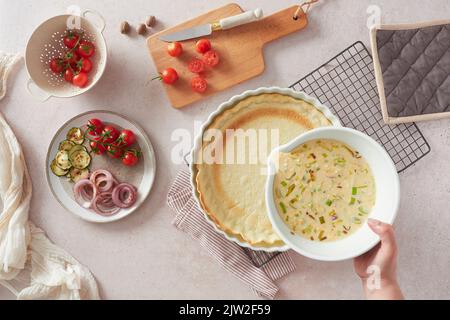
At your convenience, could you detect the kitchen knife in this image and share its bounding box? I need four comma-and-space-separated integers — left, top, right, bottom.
159, 8, 263, 42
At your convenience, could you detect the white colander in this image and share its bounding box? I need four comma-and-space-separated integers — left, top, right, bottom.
25, 10, 107, 101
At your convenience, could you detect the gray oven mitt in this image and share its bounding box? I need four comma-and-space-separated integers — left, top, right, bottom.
370, 20, 450, 124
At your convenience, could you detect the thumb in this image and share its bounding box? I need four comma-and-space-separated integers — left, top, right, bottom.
368, 218, 397, 254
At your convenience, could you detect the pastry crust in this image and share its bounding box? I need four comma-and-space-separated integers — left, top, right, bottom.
195, 93, 332, 245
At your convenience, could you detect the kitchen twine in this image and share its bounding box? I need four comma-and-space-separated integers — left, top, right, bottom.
293, 0, 319, 19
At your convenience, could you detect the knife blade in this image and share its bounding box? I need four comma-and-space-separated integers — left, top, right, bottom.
159, 8, 263, 42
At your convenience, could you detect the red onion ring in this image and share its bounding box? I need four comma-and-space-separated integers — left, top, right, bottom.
112, 183, 137, 208
90, 169, 115, 193
91, 192, 120, 216
73, 179, 96, 209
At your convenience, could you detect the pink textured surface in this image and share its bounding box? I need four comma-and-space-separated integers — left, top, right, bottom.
1, 0, 449, 299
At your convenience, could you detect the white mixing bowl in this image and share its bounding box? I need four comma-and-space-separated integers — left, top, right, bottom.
265, 127, 400, 261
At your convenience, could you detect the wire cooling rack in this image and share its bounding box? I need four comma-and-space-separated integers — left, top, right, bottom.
290, 41, 431, 173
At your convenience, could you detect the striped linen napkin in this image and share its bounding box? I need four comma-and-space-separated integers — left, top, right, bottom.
167, 170, 296, 299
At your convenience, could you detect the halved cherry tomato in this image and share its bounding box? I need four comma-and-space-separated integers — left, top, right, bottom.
63, 30, 80, 49
203, 50, 219, 67
77, 40, 95, 58
72, 72, 88, 88
191, 76, 207, 93
195, 39, 211, 54
188, 58, 205, 73
49, 58, 65, 73
167, 42, 183, 57
101, 125, 119, 144
78, 58, 93, 73
64, 69, 74, 82
159, 68, 178, 84
106, 145, 124, 159
87, 118, 104, 136
116, 129, 136, 147
90, 140, 106, 155
63, 51, 79, 65
122, 150, 139, 166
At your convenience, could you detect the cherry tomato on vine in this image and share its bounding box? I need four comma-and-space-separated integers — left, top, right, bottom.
72, 72, 88, 88
116, 129, 136, 147
64, 69, 74, 82
87, 118, 104, 136
63, 31, 80, 49
156, 68, 178, 84
101, 125, 119, 144
77, 40, 95, 58
106, 145, 124, 159
49, 58, 65, 73
90, 140, 106, 155
122, 150, 139, 166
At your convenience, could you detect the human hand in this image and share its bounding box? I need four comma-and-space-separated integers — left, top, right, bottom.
353, 218, 403, 300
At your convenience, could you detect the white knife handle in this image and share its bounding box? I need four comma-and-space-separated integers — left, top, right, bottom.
219, 8, 263, 30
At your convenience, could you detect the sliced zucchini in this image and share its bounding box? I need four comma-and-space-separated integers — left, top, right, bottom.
55, 150, 71, 170
69, 149, 91, 169
66, 127, 84, 145
68, 167, 90, 183
50, 159, 69, 176
68, 144, 87, 157
59, 140, 75, 151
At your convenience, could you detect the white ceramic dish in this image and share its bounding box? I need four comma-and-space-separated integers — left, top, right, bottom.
46, 110, 156, 223
266, 127, 400, 261
190, 87, 341, 252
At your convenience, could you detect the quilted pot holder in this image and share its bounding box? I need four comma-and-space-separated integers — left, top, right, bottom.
370, 20, 450, 124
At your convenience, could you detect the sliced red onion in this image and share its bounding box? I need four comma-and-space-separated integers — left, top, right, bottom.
90, 169, 115, 192
112, 183, 137, 208
91, 192, 120, 216
73, 179, 96, 209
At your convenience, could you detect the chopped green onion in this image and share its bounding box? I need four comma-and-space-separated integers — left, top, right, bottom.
285, 184, 296, 197
349, 197, 356, 205
325, 199, 333, 206
322, 153, 328, 158
352, 187, 358, 195
280, 181, 287, 187
319, 216, 325, 224
358, 207, 368, 215
279, 202, 287, 214
286, 172, 296, 180
353, 217, 361, 224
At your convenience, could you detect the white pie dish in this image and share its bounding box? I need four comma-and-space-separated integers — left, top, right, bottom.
189, 87, 341, 252
265, 126, 400, 260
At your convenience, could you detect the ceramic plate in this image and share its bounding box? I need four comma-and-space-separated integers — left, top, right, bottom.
46, 110, 156, 222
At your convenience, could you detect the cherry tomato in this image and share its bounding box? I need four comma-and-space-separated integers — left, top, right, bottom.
122, 150, 139, 166
195, 39, 211, 54
160, 68, 178, 84
188, 58, 205, 74
77, 40, 95, 58
49, 58, 65, 73
72, 72, 88, 88
63, 31, 80, 49
64, 69, 74, 82
203, 50, 220, 67
90, 140, 106, 155
78, 58, 93, 73
101, 125, 119, 144
191, 76, 207, 93
167, 42, 183, 57
116, 129, 136, 147
106, 145, 124, 159
87, 118, 104, 136
63, 51, 79, 65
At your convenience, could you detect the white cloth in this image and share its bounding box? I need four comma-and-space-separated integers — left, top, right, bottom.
0, 52, 100, 299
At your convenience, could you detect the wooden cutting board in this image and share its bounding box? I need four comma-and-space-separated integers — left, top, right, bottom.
147, 3, 308, 108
